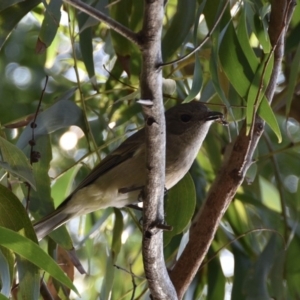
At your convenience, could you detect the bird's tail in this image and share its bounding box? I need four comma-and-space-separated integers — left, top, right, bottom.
34, 206, 72, 241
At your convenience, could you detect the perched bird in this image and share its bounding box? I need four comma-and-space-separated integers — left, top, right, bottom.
34, 101, 224, 240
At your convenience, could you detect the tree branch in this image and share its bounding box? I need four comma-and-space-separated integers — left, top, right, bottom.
139, 0, 177, 299
62, 0, 141, 47
169, 1, 296, 298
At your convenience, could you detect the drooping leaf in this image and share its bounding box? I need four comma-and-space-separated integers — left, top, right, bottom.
246, 54, 274, 135
0, 184, 39, 299
244, 235, 282, 299
111, 208, 124, 262
164, 173, 196, 246
36, 0, 62, 53
0, 136, 36, 189
285, 42, 300, 116
78, 3, 95, 81
17, 95, 84, 149
0, 0, 41, 50
183, 54, 203, 103
219, 21, 255, 99
162, 0, 197, 61
0, 227, 79, 296
258, 97, 282, 143
0, 249, 11, 297
207, 252, 225, 300
28, 135, 73, 250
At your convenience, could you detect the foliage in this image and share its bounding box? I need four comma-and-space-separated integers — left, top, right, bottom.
0, 0, 300, 299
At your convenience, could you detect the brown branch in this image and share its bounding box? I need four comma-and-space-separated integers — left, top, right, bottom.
62, 0, 141, 47
169, 0, 296, 299
139, 0, 177, 299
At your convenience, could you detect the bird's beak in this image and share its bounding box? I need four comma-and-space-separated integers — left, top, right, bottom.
205, 111, 228, 125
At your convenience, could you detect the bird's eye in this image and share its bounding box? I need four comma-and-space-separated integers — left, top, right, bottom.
180, 114, 192, 122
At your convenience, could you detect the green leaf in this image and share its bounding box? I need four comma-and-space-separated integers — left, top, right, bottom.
0, 136, 36, 189
111, 208, 124, 262
246, 55, 273, 135
37, 0, 62, 52
109, 0, 132, 56
162, 0, 197, 61
0, 294, 9, 300
0, 249, 11, 297
0, 184, 39, 299
236, 8, 259, 70
207, 252, 225, 299
244, 235, 281, 299
0, 0, 41, 50
0, 227, 79, 296
258, 97, 282, 143
0, 0, 25, 11
183, 54, 203, 103
78, 5, 95, 81
16, 97, 84, 149
164, 173, 196, 246
253, 11, 271, 54
231, 246, 252, 300
219, 21, 254, 98
28, 135, 73, 250
100, 252, 115, 300
285, 42, 300, 116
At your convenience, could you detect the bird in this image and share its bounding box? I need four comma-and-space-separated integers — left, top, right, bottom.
34, 101, 225, 240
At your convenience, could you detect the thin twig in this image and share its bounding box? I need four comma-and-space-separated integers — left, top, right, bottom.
62, 0, 140, 47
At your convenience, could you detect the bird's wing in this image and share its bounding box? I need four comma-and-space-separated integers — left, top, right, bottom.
64, 129, 145, 201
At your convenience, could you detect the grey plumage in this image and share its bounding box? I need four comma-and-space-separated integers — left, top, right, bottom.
34, 101, 224, 240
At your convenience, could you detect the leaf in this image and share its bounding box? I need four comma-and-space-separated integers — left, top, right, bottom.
0, 136, 36, 189
244, 235, 281, 299
36, 0, 62, 53
0, 0, 25, 11
0, 249, 11, 297
231, 246, 252, 300
0, 294, 9, 300
109, 0, 132, 57
207, 253, 225, 299
164, 173, 196, 246
16, 97, 84, 149
236, 8, 259, 70
0, 0, 41, 50
0, 184, 39, 299
28, 135, 73, 250
246, 55, 274, 135
162, 0, 197, 61
100, 252, 115, 300
78, 5, 95, 81
111, 208, 124, 262
219, 21, 255, 98
285, 42, 300, 116
258, 97, 282, 143
0, 227, 79, 296
183, 54, 203, 103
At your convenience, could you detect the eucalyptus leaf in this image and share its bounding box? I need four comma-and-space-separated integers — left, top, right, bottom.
17, 97, 84, 149
0, 136, 36, 189
164, 173, 196, 246
0, 227, 79, 296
